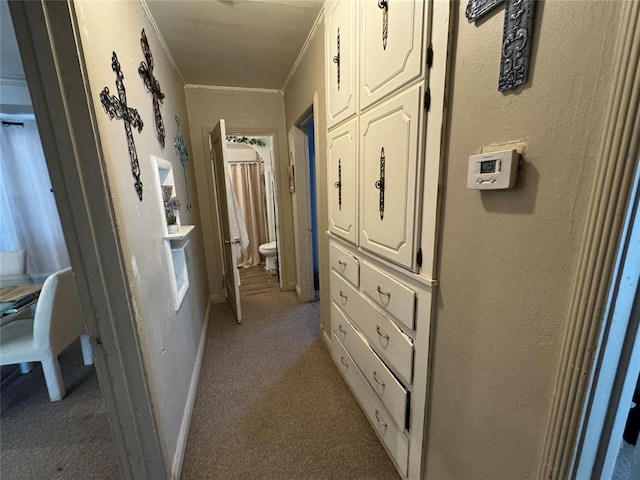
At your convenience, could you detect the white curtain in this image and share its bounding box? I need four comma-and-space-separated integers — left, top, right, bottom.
0, 118, 70, 274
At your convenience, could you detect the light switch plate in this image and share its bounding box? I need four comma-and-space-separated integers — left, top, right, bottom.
467, 149, 519, 190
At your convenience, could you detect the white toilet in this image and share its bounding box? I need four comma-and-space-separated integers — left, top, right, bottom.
258, 241, 277, 274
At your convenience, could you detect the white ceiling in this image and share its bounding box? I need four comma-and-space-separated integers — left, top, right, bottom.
145, 0, 324, 90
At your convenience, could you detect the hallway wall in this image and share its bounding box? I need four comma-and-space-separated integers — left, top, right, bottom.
427, 1, 623, 478
184, 87, 296, 297
72, 0, 209, 471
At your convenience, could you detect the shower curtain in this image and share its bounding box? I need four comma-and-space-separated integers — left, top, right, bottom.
228, 162, 269, 267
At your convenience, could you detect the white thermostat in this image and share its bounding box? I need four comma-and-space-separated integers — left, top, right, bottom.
467, 149, 519, 190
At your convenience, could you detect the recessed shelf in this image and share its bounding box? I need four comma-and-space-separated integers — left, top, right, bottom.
163, 225, 195, 241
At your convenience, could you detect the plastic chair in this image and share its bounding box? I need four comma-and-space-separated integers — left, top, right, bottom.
0, 267, 93, 401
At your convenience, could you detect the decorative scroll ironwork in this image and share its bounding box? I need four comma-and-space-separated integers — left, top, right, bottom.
498, 0, 535, 91
465, 0, 536, 92
138, 29, 166, 148
465, 0, 504, 22
333, 28, 341, 91
374, 147, 385, 220
334, 158, 342, 211
100, 51, 144, 201
378, 0, 389, 50
174, 116, 192, 211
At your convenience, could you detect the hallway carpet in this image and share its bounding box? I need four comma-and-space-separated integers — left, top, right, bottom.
181, 290, 399, 479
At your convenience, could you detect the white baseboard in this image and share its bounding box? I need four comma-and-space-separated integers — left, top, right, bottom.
322, 329, 331, 351
171, 297, 211, 480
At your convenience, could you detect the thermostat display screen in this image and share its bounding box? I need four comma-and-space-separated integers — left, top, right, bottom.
480, 160, 497, 174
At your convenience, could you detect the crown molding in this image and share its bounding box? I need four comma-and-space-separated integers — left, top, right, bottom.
184, 84, 282, 95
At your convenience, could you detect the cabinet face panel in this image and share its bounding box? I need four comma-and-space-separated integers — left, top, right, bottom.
328, 119, 358, 244
325, 0, 357, 127
360, 84, 423, 270
360, 0, 426, 109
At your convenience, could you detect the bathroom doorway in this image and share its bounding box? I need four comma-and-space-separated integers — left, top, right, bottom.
223, 133, 282, 295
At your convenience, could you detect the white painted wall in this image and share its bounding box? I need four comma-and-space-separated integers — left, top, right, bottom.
72, 0, 209, 470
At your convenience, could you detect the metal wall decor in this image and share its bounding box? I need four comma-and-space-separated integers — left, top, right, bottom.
100, 51, 144, 201
378, 0, 389, 50
173, 116, 192, 211
375, 147, 386, 220
138, 29, 166, 148
334, 158, 342, 210
333, 28, 341, 91
465, 0, 536, 92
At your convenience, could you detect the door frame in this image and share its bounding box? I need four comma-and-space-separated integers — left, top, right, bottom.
8, 2, 166, 478
289, 94, 321, 302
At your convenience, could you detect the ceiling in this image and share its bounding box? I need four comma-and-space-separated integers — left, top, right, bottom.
1, 0, 323, 91
145, 0, 324, 90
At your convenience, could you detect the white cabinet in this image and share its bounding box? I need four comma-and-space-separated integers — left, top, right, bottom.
328, 118, 358, 244
359, 84, 424, 271
360, 0, 427, 109
325, 0, 358, 127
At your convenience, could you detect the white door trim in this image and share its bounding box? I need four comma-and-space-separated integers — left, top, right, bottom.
9, 2, 167, 478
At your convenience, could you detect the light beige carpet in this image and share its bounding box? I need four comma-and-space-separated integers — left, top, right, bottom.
181, 290, 399, 479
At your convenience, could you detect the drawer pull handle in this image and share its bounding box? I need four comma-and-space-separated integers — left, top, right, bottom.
376, 325, 389, 340
338, 324, 347, 335
376, 285, 391, 298
333, 29, 340, 91
373, 370, 386, 388
375, 409, 388, 429
377, 0, 389, 50
340, 356, 349, 369
337, 259, 347, 270
339, 290, 348, 300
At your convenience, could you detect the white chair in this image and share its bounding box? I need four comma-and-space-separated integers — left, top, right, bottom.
0, 267, 93, 401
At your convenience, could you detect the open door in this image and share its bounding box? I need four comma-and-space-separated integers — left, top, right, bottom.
210, 120, 242, 323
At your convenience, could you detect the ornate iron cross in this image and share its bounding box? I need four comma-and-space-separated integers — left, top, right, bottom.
466, 0, 536, 91
138, 29, 166, 148
100, 51, 144, 201
174, 116, 192, 211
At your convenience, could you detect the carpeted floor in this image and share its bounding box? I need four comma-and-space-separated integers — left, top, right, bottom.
181, 288, 399, 479
0, 340, 122, 479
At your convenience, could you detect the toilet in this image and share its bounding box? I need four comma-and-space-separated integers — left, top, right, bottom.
258, 241, 277, 273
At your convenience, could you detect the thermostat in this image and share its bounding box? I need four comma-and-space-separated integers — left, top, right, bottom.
467, 149, 519, 190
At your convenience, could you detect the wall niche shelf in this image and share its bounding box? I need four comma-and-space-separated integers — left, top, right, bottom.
151, 155, 193, 311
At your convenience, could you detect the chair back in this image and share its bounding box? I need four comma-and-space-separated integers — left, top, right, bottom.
32, 268, 86, 355
0, 250, 26, 276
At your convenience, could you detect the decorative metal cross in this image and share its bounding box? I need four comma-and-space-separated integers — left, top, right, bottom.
174, 116, 192, 211
138, 29, 166, 148
466, 0, 536, 91
100, 51, 144, 201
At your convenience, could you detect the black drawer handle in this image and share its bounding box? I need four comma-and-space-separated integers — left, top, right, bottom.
375, 409, 388, 429
340, 356, 349, 369
373, 370, 386, 388
339, 290, 348, 300
376, 285, 391, 298
338, 324, 347, 335
376, 325, 389, 340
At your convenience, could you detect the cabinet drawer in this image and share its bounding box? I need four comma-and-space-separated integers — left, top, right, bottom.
332, 332, 409, 477
361, 262, 416, 331
329, 241, 360, 287
331, 271, 414, 384
333, 304, 408, 429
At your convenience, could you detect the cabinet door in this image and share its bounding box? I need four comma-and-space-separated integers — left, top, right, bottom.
360, 83, 424, 270
328, 119, 358, 244
325, 0, 357, 127
360, 0, 426, 109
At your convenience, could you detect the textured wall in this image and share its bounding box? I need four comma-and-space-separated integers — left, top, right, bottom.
425, 1, 622, 478
73, 0, 209, 469
282, 19, 329, 335
184, 87, 296, 298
